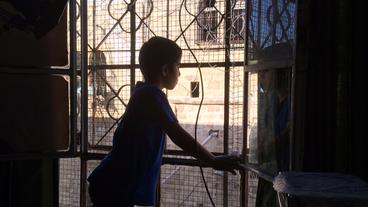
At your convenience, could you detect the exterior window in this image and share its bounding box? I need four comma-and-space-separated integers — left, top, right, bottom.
197, 6, 218, 42
231, 8, 245, 42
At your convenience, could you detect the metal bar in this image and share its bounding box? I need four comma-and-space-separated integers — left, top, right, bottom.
156, 173, 161, 207
82, 46, 246, 53
80, 0, 89, 156
174, 5, 207, 42
91, 0, 96, 146
224, 0, 232, 205
86, 146, 242, 157
165, 150, 232, 157
177, 180, 203, 206
0, 67, 71, 75
0, 151, 80, 160
238, 163, 274, 183
93, 0, 96, 50
161, 133, 218, 184
0, 150, 230, 161
69, 0, 78, 155
94, 117, 121, 146
272, 0, 278, 45
164, 150, 228, 157
8, 161, 13, 207
76, 30, 94, 50
85, 153, 218, 168
125, 0, 157, 37
161, 165, 182, 184
80, 0, 89, 206
242, 1, 252, 206
257, 0, 262, 48
241, 73, 249, 207
130, 2, 136, 95
244, 58, 294, 72
163, 158, 214, 167
83, 4, 96, 207
88, 145, 112, 151
85, 61, 245, 70
86, 149, 227, 159
91, 0, 97, 149
166, 0, 169, 38
94, 10, 129, 51
289, 0, 299, 172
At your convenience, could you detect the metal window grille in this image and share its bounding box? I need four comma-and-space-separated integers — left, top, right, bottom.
59, 0, 296, 206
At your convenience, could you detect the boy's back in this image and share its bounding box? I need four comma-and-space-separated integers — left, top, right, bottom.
88, 81, 177, 206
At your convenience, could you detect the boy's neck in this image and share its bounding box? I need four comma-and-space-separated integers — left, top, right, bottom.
143, 79, 164, 90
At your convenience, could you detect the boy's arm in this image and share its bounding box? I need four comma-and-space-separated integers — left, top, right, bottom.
164, 122, 240, 173
164, 121, 216, 165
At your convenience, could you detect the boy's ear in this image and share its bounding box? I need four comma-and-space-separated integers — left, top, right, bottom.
162, 64, 169, 77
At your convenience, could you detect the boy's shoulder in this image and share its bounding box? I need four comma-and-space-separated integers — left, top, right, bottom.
134, 81, 163, 96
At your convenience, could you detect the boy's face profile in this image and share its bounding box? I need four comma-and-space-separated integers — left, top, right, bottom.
138, 36, 183, 89
162, 59, 181, 90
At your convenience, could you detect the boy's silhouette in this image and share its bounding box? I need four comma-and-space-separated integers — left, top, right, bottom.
88, 36, 240, 207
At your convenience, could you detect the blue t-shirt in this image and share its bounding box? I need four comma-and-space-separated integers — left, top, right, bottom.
88, 81, 177, 206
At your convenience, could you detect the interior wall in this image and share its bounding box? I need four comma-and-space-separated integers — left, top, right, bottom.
0, 159, 58, 207
0, 1, 69, 207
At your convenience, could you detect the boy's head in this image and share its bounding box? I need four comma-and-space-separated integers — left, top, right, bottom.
139, 36, 182, 88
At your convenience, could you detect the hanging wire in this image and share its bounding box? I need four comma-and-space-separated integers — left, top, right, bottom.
178, 0, 216, 206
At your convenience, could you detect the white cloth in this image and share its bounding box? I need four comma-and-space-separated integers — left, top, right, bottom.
273, 171, 368, 201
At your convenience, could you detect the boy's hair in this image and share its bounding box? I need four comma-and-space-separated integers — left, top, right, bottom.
139, 36, 182, 81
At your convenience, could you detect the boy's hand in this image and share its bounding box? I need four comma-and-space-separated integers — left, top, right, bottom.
212, 153, 242, 175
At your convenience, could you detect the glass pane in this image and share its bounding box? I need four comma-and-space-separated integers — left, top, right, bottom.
247, 0, 296, 64
247, 68, 291, 174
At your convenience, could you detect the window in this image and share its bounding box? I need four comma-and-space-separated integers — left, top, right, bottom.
231, 8, 245, 42
197, 5, 218, 42
190, 81, 200, 97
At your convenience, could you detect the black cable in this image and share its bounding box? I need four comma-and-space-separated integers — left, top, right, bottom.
105, 84, 130, 121
178, 1, 216, 206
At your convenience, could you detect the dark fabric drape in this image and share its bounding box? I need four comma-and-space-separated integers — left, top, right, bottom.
295, 0, 368, 181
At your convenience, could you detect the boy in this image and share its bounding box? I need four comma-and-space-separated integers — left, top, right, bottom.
88, 36, 240, 207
